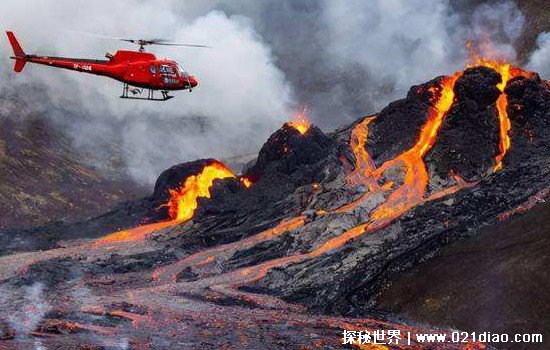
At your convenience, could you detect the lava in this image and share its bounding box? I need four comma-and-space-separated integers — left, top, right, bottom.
149, 73, 470, 310
371, 73, 461, 219
95, 161, 236, 245
94, 220, 178, 246
343, 73, 459, 217
0, 69, 497, 350
287, 109, 311, 135
477, 60, 516, 171
5, 51, 533, 350
347, 116, 377, 185
239, 177, 253, 188
467, 41, 535, 171
497, 187, 550, 221
280, 74, 462, 266
225, 74, 465, 269
167, 161, 235, 222
152, 215, 306, 283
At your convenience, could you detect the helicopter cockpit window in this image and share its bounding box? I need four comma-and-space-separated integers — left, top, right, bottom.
159, 65, 175, 75
176, 65, 189, 77
150, 64, 157, 74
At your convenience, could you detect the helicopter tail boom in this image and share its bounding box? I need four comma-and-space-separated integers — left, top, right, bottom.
6, 31, 27, 72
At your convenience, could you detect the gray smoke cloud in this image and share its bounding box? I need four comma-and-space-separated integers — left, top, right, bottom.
466, 1, 525, 61
0, 0, 527, 184
0, 0, 292, 184
210, 0, 525, 127
527, 32, 550, 78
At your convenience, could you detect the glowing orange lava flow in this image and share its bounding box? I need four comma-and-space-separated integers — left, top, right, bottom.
169, 74, 468, 290
95, 162, 236, 245
239, 177, 253, 188
167, 162, 236, 221
320, 73, 463, 252
368, 73, 461, 222
347, 116, 377, 185
489, 64, 533, 171
287, 110, 311, 135
467, 44, 534, 171
476, 60, 514, 171
152, 216, 306, 283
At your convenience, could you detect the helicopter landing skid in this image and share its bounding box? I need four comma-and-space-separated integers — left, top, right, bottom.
120, 84, 173, 101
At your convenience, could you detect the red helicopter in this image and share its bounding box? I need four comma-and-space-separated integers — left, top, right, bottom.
6, 31, 206, 101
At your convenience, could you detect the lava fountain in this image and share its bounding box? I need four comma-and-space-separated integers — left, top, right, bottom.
287, 108, 311, 135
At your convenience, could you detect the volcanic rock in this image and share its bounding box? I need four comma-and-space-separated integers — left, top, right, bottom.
1, 65, 550, 349
428, 67, 502, 180
244, 123, 340, 186
152, 158, 222, 203
506, 73, 550, 163
366, 78, 438, 165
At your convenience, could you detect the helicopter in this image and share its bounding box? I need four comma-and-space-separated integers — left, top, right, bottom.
6, 31, 207, 101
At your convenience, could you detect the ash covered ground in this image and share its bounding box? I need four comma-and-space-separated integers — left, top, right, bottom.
0, 62, 549, 350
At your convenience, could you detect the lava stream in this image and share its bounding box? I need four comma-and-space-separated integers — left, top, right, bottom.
152, 216, 306, 283
347, 116, 377, 185
154, 73, 470, 302
467, 46, 535, 171
95, 162, 236, 245
369, 73, 460, 221
167, 162, 236, 222
232, 73, 464, 281
490, 65, 534, 171
0, 74, 489, 350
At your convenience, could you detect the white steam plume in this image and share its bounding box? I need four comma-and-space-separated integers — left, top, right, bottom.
201, 0, 526, 128
0, 283, 51, 338
467, 1, 525, 62
0, 0, 527, 184
527, 32, 550, 78
320, 0, 525, 113
0, 1, 292, 184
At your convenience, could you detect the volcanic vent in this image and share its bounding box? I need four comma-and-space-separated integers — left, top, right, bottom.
1, 59, 550, 349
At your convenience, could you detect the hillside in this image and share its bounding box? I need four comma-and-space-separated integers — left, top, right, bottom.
0, 95, 145, 230
376, 198, 550, 350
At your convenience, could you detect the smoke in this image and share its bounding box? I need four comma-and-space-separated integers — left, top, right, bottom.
12, 283, 51, 336
34, 340, 47, 350
69, 280, 130, 349
466, 1, 525, 62
0, 0, 527, 184
320, 0, 466, 113
0, 0, 292, 184
117, 337, 130, 350
0, 282, 51, 339
209, 0, 526, 128
526, 32, 550, 78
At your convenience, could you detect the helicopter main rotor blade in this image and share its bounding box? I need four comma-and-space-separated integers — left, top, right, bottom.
152, 42, 211, 48
65, 30, 211, 49
65, 30, 126, 41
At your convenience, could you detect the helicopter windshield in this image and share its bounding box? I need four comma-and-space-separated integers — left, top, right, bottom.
176, 64, 189, 77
